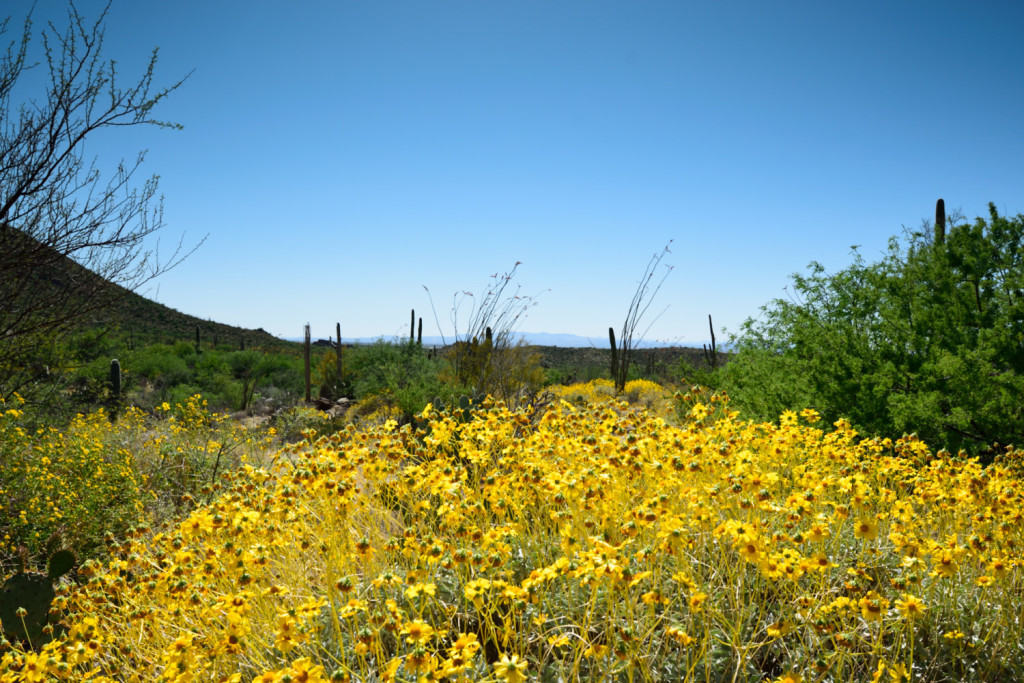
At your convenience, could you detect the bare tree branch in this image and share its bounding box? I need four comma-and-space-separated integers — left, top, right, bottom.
0, 1, 197, 397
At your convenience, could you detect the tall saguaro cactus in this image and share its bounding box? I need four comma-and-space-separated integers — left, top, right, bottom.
702, 314, 718, 369
935, 198, 946, 245
109, 358, 121, 421
609, 327, 619, 386
336, 322, 343, 386
110, 358, 121, 400
109, 358, 121, 398
303, 324, 311, 403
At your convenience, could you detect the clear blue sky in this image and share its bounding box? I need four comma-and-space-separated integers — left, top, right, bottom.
16, 1, 1024, 344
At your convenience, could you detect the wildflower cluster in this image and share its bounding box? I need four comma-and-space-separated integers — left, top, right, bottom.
1, 390, 1023, 681
548, 378, 671, 415
0, 395, 275, 567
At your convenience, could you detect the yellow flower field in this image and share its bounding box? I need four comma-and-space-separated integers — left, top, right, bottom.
0, 395, 277, 563
2, 387, 1023, 681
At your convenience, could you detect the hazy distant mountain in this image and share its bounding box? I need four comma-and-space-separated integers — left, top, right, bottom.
292, 331, 711, 349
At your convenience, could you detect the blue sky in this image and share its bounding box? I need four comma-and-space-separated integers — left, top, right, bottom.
15, 1, 1024, 344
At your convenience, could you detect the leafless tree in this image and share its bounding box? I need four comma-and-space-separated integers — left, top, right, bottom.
610, 242, 673, 392
0, 2, 195, 397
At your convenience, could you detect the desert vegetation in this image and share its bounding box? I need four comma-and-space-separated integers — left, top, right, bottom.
3, 199, 1024, 680
3, 3, 1024, 681
715, 202, 1024, 461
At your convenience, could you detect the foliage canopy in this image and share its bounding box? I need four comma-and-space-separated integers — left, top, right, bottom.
722, 203, 1024, 458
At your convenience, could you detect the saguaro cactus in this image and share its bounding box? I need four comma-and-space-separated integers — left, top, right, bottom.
109, 358, 121, 400
702, 314, 718, 369
109, 358, 122, 420
609, 327, 619, 385
304, 324, 312, 403
336, 322, 343, 385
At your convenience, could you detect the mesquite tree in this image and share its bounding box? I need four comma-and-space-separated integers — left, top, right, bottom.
722, 202, 1024, 459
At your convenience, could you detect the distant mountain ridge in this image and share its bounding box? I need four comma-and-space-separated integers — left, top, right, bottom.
291, 331, 714, 349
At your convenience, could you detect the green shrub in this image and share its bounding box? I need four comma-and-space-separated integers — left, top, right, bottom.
128, 344, 191, 395
0, 397, 146, 565
347, 341, 453, 420
722, 203, 1024, 458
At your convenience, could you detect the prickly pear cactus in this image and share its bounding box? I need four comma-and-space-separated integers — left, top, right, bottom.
457, 395, 473, 423
0, 572, 55, 647
0, 550, 74, 648
48, 550, 75, 581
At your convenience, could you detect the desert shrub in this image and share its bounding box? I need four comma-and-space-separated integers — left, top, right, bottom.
678, 356, 722, 392
196, 373, 241, 411
171, 340, 197, 358
549, 378, 672, 416
165, 382, 211, 408
722, 203, 1024, 458
125, 344, 192, 397
445, 338, 546, 407
65, 328, 119, 362
430, 262, 546, 406
193, 350, 231, 380
0, 394, 274, 572
249, 352, 305, 399
347, 341, 453, 420
546, 377, 617, 405
316, 349, 346, 400
269, 404, 330, 444
0, 396, 145, 566
621, 377, 668, 411
96, 347, 307, 414
138, 395, 268, 519
64, 355, 120, 407
228, 350, 267, 411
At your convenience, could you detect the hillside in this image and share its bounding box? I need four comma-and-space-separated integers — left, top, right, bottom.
100, 285, 290, 350
0, 225, 290, 351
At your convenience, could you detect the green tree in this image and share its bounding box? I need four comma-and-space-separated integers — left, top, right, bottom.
722, 203, 1024, 458
229, 350, 290, 412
